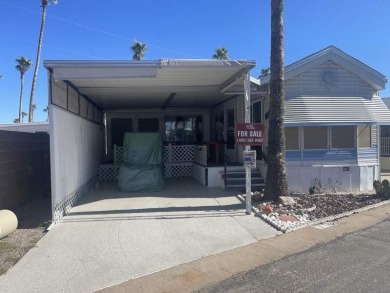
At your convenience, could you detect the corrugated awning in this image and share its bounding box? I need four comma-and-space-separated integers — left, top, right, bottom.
44, 59, 258, 110
285, 96, 390, 126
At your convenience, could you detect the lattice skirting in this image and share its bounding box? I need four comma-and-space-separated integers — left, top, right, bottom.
164, 163, 193, 178
53, 177, 97, 223
98, 164, 119, 181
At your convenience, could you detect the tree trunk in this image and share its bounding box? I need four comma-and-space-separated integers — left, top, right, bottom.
264, 0, 288, 201
29, 4, 47, 122
18, 75, 24, 123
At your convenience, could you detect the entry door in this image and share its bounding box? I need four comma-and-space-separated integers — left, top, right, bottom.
138, 118, 160, 132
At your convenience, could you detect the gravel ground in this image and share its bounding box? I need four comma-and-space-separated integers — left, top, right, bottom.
0, 197, 51, 276
253, 192, 386, 221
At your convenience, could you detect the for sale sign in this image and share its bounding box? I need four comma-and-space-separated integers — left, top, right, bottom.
235, 123, 264, 146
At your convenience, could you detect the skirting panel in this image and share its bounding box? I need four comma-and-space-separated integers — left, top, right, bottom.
98, 164, 119, 181
53, 176, 97, 223
164, 163, 193, 178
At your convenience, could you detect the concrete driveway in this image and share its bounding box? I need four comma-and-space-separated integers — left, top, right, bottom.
0, 178, 279, 293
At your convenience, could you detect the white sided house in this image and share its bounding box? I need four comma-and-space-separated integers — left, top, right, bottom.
44, 59, 264, 222
259, 46, 390, 193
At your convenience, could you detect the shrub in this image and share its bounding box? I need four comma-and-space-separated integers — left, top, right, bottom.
373, 179, 390, 198
309, 178, 322, 195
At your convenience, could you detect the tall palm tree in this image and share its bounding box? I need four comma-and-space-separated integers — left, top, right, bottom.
43, 105, 49, 121
21, 112, 28, 123
130, 41, 147, 60
28, 0, 58, 122
213, 47, 229, 60
264, 0, 288, 201
15, 56, 32, 123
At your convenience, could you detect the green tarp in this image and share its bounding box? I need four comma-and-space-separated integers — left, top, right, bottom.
118, 133, 164, 192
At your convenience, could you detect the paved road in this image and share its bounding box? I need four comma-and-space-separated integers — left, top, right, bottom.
196, 219, 390, 293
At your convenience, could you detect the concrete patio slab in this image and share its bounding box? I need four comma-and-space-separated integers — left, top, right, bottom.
0, 178, 279, 293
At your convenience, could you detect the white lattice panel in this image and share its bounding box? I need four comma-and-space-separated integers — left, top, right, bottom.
114, 145, 124, 165
164, 163, 193, 178
164, 145, 194, 163
194, 145, 207, 166
98, 164, 119, 181
113, 144, 198, 178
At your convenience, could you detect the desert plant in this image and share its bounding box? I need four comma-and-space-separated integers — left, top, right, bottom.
309, 178, 322, 195
382, 179, 390, 198
373, 180, 383, 195
324, 178, 342, 193
373, 179, 390, 197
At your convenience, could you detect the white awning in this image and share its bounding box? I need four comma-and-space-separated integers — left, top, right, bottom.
285, 96, 390, 126
44, 59, 257, 110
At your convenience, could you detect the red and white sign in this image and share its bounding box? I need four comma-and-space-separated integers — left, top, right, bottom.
235, 123, 264, 146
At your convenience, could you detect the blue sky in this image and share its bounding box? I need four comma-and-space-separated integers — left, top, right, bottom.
0, 0, 390, 123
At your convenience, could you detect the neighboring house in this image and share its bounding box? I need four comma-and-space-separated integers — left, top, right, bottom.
0, 122, 49, 133
44, 59, 264, 222
379, 97, 390, 170
259, 46, 390, 193
380, 97, 390, 137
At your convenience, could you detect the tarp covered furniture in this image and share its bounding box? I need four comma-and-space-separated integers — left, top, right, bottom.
118, 133, 164, 192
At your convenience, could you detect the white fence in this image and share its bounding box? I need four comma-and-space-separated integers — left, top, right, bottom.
99, 144, 208, 180
381, 137, 390, 156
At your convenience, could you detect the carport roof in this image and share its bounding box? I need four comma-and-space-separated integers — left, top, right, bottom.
44, 59, 258, 110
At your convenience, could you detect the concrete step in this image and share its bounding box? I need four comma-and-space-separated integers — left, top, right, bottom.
223, 169, 265, 191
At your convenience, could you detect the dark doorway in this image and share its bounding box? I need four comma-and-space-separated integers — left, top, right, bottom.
138, 118, 159, 132
111, 118, 133, 147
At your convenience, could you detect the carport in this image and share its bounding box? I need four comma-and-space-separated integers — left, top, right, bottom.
44, 59, 260, 222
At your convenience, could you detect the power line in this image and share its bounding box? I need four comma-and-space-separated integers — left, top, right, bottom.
0, 1, 202, 58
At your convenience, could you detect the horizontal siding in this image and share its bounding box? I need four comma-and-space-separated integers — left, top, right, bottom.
285, 76, 301, 97
286, 150, 301, 160
303, 150, 357, 161
358, 148, 378, 163
357, 77, 376, 97
287, 150, 357, 164
301, 61, 358, 96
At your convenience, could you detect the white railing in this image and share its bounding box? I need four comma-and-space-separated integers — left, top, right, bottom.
381, 137, 390, 156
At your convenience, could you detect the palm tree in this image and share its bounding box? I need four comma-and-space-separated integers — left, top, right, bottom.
264, 0, 288, 201
15, 56, 32, 123
259, 67, 271, 78
43, 105, 49, 121
130, 41, 147, 60
213, 47, 229, 60
21, 112, 28, 123
28, 0, 58, 123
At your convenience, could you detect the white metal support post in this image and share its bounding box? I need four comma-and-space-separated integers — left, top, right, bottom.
244, 73, 251, 215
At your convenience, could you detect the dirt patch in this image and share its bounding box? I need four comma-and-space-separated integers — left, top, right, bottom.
0, 197, 51, 276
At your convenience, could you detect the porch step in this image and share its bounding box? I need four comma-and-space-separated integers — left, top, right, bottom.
221, 169, 265, 191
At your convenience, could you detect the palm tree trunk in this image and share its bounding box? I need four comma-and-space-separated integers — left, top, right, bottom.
29, 3, 47, 122
18, 75, 24, 123
264, 0, 288, 201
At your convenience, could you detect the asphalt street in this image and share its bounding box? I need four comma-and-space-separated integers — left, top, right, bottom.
196, 219, 390, 293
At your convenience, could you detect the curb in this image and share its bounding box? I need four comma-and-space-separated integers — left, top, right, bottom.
236, 194, 390, 233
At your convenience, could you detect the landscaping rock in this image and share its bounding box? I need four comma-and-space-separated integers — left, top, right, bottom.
278, 196, 296, 206
261, 205, 273, 214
